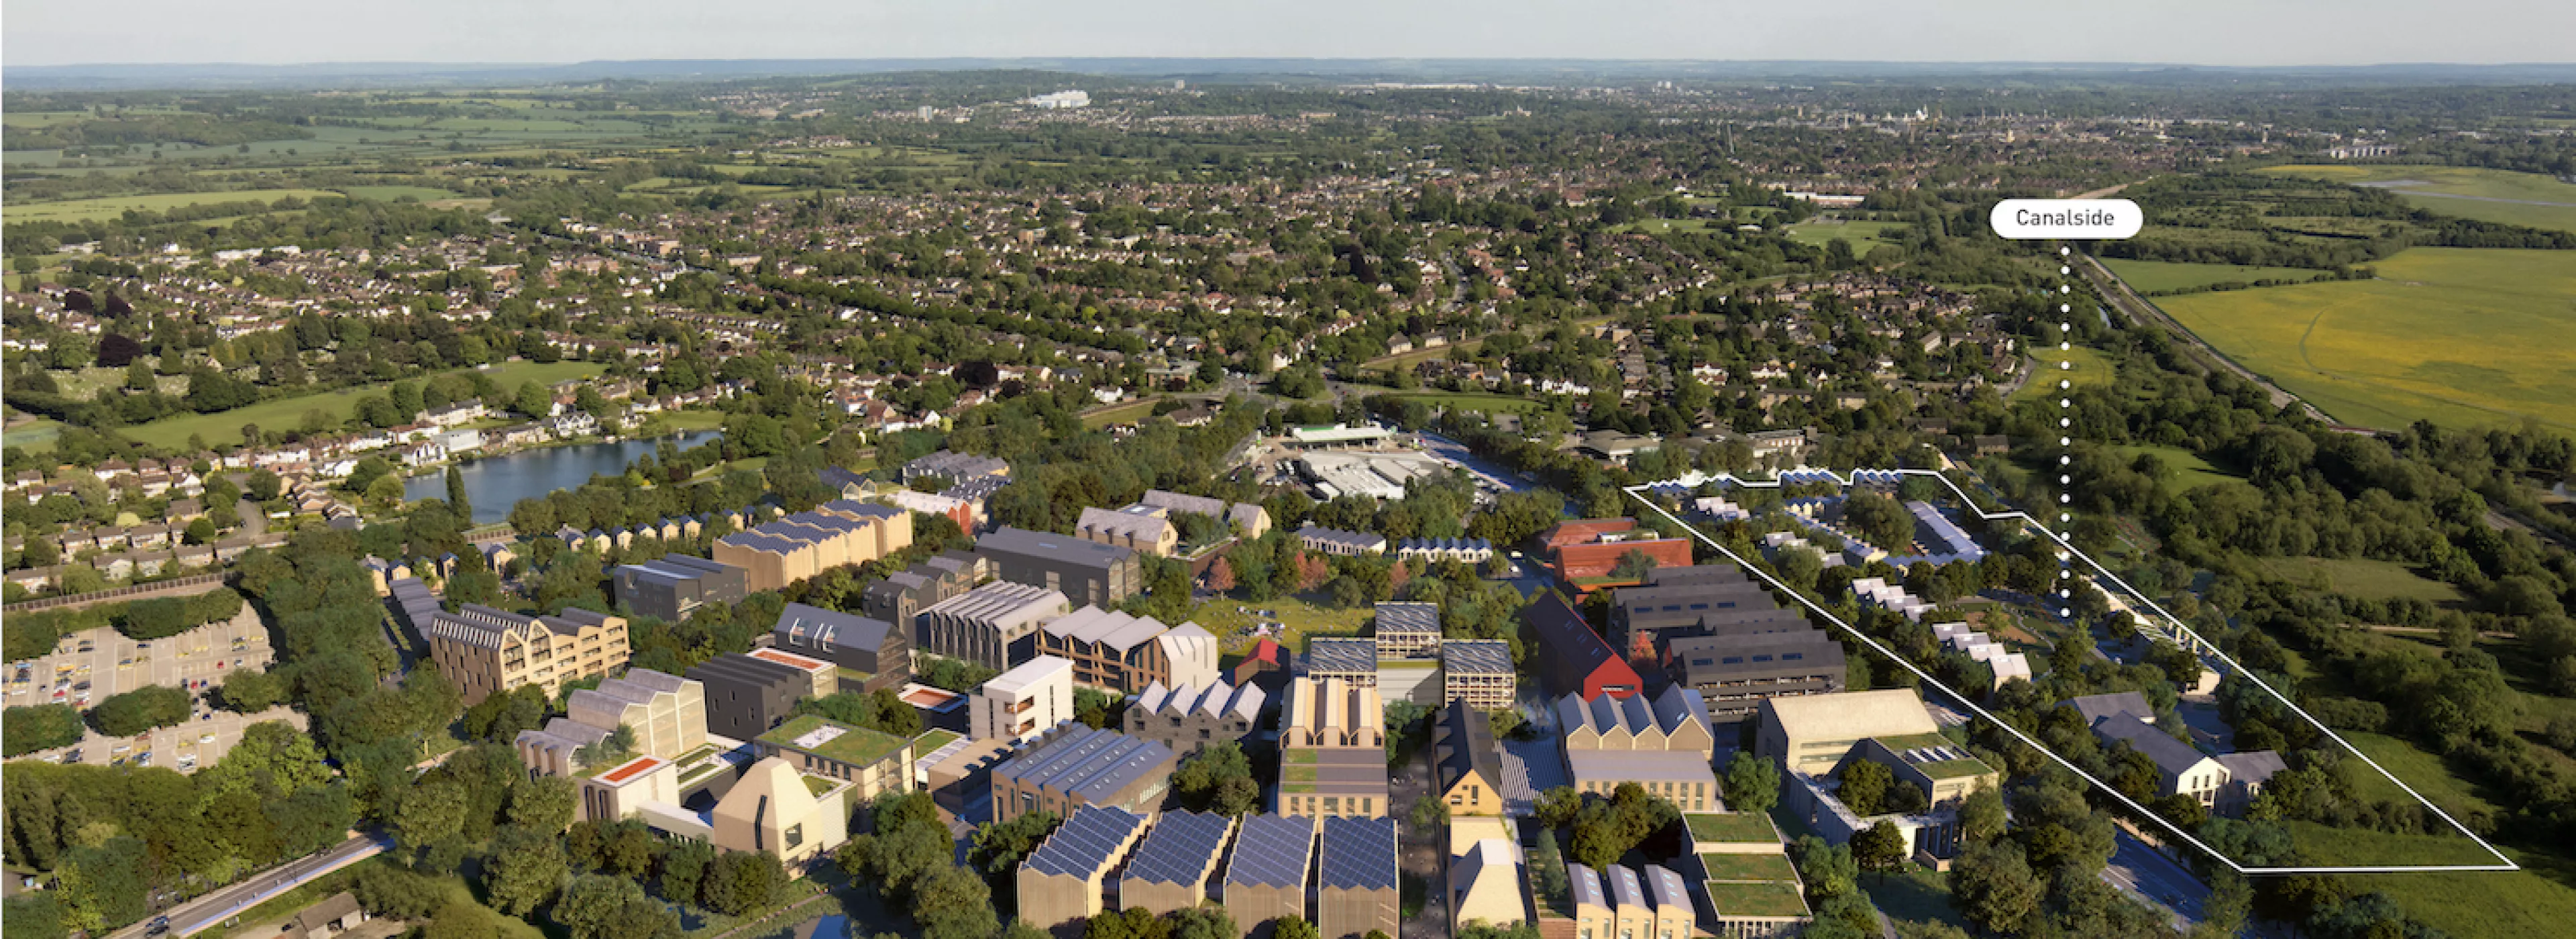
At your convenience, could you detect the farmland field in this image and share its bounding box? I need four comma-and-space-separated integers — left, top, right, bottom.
2008, 345, 2114, 403
2101, 258, 2331, 294
111, 360, 603, 450
5, 188, 343, 222
2254, 556, 2466, 604
2151, 247, 2576, 431
1783, 218, 1906, 248
2262, 164, 2576, 233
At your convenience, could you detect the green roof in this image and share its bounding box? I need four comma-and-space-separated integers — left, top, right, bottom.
1285, 749, 1320, 765
759, 714, 907, 768
1685, 812, 1782, 844
1873, 732, 1955, 751
1699, 853, 1798, 883
803, 775, 840, 797
910, 729, 961, 759
1910, 758, 1996, 781
1703, 880, 1811, 920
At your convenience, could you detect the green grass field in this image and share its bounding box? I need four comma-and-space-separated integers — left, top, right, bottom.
2102, 258, 2330, 294
2253, 557, 2466, 604
3, 418, 64, 452
1783, 219, 1907, 248
1079, 399, 1161, 429
5, 188, 343, 222
2263, 164, 2576, 234
1193, 592, 1374, 657
2009, 345, 2116, 404
113, 360, 603, 450
338, 184, 462, 201
2336, 730, 2498, 819
2106, 444, 2241, 492
2152, 247, 2576, 431
1385, 392, 1546, 415
2279, 822, 2575, 938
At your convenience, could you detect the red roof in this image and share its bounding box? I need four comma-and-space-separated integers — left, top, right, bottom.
1540, 518, 1639, 550
1522, 590, 1644, 699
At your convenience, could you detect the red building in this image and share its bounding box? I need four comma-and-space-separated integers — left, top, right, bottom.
1539, 517, 1642, 551
1522, 590, 1644, 700
1553, 537, 1695, 594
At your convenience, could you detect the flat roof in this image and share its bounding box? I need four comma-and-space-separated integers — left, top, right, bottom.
758, 714, 907, 768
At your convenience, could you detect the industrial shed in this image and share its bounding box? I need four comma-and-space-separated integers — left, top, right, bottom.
1318, 816, 1401, 939
1017, 804, 1148, 933
1118, 810, 1237, 916
1222, 814, 1318, 936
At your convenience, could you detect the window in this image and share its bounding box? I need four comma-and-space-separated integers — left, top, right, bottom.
784, 823, 804, 849
1782, 653, 1803, 661
1752, 655, 1773, 662
1721, 657, 1744, 665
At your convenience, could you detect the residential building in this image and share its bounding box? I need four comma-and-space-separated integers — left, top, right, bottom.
1846, 733, 1999, 808
1395, 537, 1495, 566
1119, 810, 1236, 916
977, 526, 1142, 609
1523, 590, 1645, 700
1225, 814, 1318, 936
1440, 641, 1515, 710
861, 551, 988, 626
1124, 679, 1265, 754
686, 649, 835, 742
1317, 816, 1401, 939
1300, 637, 1380, 686
771, 603, 910, 694
1372, 602, 1442, 658
1448, 836, 1525, 936
989, 725, 1176, 823
1018, 805, 1148, 932
425, 604, 629, 706
753, 714, 917, 804
1277, 677, 1390, 818
974, 655, 1075, 743
904, 449, 1010, 486
916, 581, 1070, 671
1568, 864, 1700, 939
1136, 489, 1272, 539
1074, 506, 1178, 556
1558, 688, 1722, 812
1297, 524, 1387, 557
1433, 701, 1506, 816
517, 669, 708, 775
1036, 606, 1219, 694
1542, 518, 1693, 594
612, 555, 747, 622
712, 500, 914, 592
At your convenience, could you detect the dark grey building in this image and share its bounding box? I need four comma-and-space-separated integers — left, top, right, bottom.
1666, 629, 1847, 722
860, 551, 986, 626
1613, 565, 1789, 654
771, 602, 910, 694
612, 555, 747, 622
976, 526, 1141, 609
686, 652, 817, 742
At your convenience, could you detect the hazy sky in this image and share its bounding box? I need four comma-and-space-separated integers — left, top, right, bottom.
5, 0, 2571, 68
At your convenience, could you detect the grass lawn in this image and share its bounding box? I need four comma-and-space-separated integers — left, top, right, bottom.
1193, 590, 1375, 657
1080, 399, 1160, 429
655, 408, 729, 431
2008, 345, 2116, 404
2262, 164, 2576, 234
2335, 730, 2499, 820
2153, 247, 2576, 431
338, 184, 462, 201
2252, 557, 2465, 605
2102, 258, 2330, 294
2279, 822, 2576, 939
1866, 867, 1971, 932
910, 729, 960, 759
4, 188, 345, 222
3, 418, 64, 453
2105, 444, 2241, 492
1783, 219, 1908, 248
112, 360, 603, 450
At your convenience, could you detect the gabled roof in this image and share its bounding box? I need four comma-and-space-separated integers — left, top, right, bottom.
2094, 714, 2214, 777
1438, 700, 1506, 791
1024, 804, 1145, 879
1522, 589, 1644, 692
2066, 691, 2155, 728
2216, 750, 2288, 786
773, 602, 897, 654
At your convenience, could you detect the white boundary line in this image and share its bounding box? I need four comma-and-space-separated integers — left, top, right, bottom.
1623, 469, 2518, 874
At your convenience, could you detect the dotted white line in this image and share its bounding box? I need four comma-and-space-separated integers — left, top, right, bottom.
2058, 246, 2074, 620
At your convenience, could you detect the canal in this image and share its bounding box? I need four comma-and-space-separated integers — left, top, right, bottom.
405, 431, 722, 524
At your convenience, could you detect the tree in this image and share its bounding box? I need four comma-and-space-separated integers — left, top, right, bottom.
656, 838, 714, 905
1947, 840, 2044, 936
1609, 549, 1661, 581
1411, 795, 1450, 830
3, 705, 85, 757
53, 836, 149, 934
1272, 918, 1320, 939
701, 850, 784, 916
912, 866, 1001, 939
1533, 787, 1585, 830
1722, 752, 1780, 814
3, 893, 63, 939
1850, 821, 1907, 880
355, 865, 449, 921
394, 782, 469, 857
217, 667, 286, 713
1205, 556, 1237, 592
1173, 742, 1257, 815
508, 776, 578, 833
1841, 492, 1915, 551
445, 466, 471, 519
1959, 785, 2007, 844
87, 685, 191, 736
481, 826, 570, 916
553, 875, 679, 939
1168, 907, 1236, 939
1836, 760, 1894, 817
971, 811, 1061, 875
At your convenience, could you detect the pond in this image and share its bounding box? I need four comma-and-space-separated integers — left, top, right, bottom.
404, 430, 722, 524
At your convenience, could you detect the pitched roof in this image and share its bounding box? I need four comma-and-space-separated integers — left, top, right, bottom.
1319, 816, 1399, 891
1122, 810, 1233, 886
1024, 804, 1146, 879
1522, 589, 1644, 692
1226, 813, 1318, 889
2095, 716, 2215, 777
1438, 700, 1506, 791
2066, 692, 2155, 728
772, 602, 898, 654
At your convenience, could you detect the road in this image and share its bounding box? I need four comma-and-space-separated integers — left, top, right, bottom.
109, 832, 394, 938
2100, 830, 2208, 932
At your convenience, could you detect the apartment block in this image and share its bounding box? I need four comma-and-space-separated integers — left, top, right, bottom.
1034, 606, 1219, 694
977, 526, 1141, 609
973, 655, 1075, 743
611, 554, 747, 622
425, 604, 630, 706
917, 580, 1069, 670
711, 500, 914, 592
687, 649, 835, 742
771, 602, 910, 694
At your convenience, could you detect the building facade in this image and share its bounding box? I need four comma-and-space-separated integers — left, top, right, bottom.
425, 604, 629, 706
977, 526, 1142, 609
974, 655, 1075, 743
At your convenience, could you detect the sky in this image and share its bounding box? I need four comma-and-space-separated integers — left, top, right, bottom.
4, 0, 2572, 68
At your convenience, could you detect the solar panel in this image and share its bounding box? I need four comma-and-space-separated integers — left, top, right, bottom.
1318, 816, 1399, 891
1124, 811, 1233, 886
1024, 805, 1144, 879
1226, 814, 1318, 889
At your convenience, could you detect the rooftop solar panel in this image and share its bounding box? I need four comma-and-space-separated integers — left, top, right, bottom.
1124, 811, 1234, 886
1024, 805, 1144, 879
1226, 814, 1318, 889
1318, 816, 1399, 891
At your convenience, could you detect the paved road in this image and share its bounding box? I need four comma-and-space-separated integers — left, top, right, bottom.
108, 832, 394, 938
2101, 830, 2208, 932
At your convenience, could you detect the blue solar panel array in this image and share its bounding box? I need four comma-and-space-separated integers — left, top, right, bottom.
1023, 804, 1145, 879
1318, 816, 1399, 891
1225, 814, 1317, 889
1123, 811, 1232, 886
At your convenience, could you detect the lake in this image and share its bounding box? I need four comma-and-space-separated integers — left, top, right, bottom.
405, 431, 722, 524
